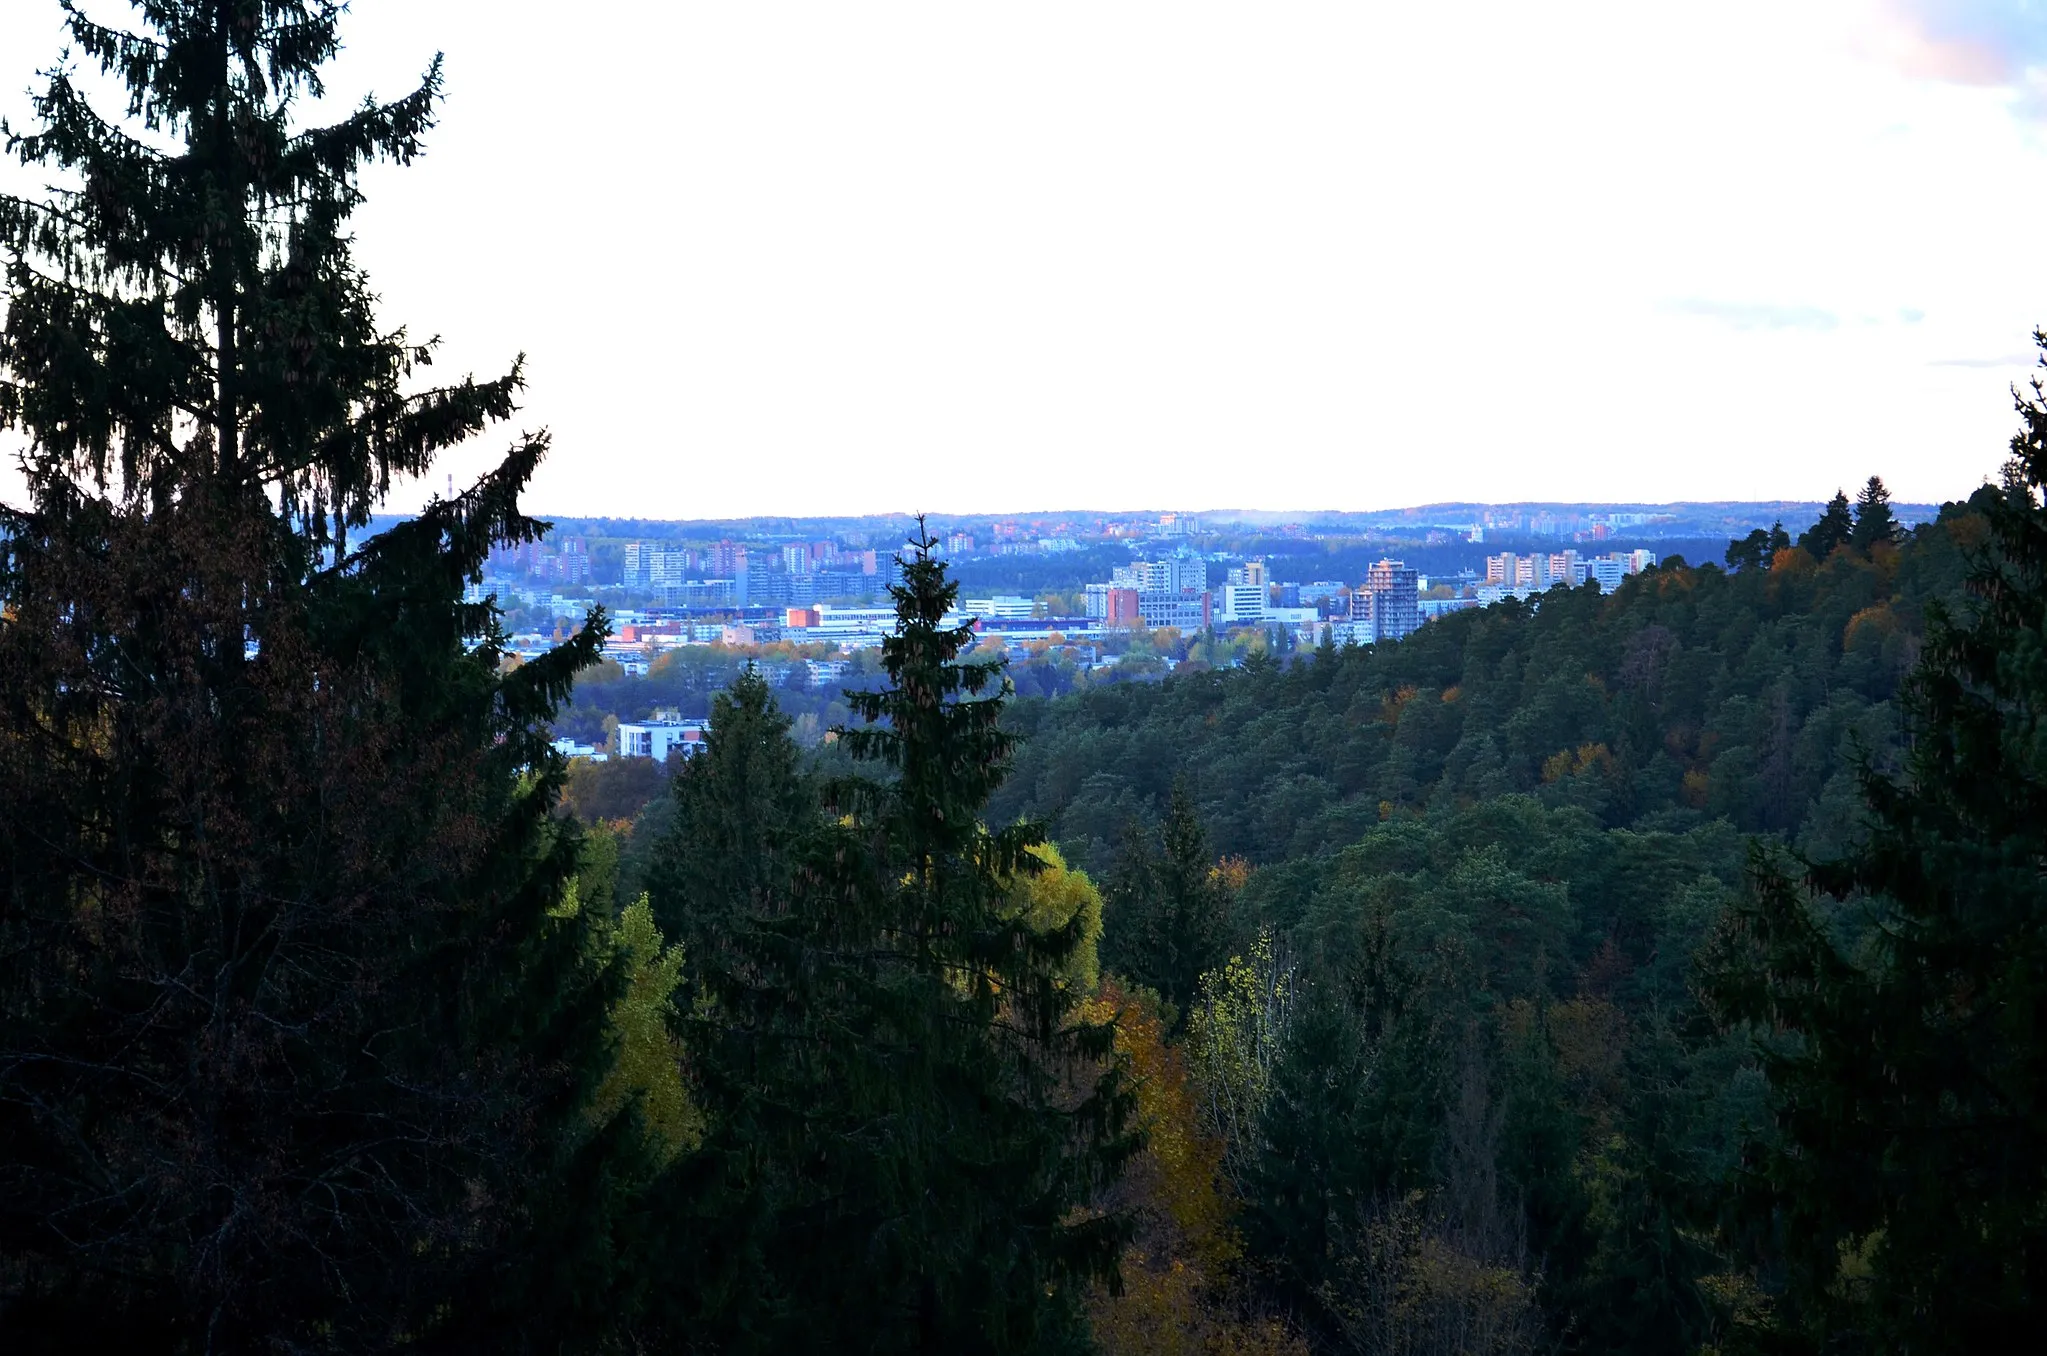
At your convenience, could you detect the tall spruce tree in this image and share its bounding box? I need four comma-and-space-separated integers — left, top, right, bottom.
0, 4, 632, 1349
1707, 348, 2047, 1351
1102, 783, 1231, 1021
643, 665, 815, 988
658, 523, 1134, 1352
1852, 473, 1901, 552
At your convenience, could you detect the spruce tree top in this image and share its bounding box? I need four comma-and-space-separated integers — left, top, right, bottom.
839, 516, 1040, 888
1798, 489, 1854, 559
1852, 473, 1900, 551
1, 0, 518, 547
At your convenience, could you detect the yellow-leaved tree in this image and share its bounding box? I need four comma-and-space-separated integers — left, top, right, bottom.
1082, 979, 1307, 1356
555, 869, 701, 1164
590, 895, 702, 1160
1005, 842, 1104, 993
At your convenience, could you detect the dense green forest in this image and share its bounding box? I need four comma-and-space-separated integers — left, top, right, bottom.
978, 474, 2002, 1352
6, 4, 2047, 1354
994, 495, 1959, 870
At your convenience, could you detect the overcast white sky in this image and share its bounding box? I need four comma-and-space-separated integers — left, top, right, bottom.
5, 0, 2047, 517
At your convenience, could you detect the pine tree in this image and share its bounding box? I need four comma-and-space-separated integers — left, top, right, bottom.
1724, 527, 1773, 572
643, 665, 815, 988
1851, 473, 1901, 552
1103, 783, 1232, 1022
1243, 982, 1375, 1315
0, 4, 630, 1348
1724, 520, 1793, 572
1707, 344, 2047, 1351
1797, 490, 1855, 559
661, 522, 1135, 1352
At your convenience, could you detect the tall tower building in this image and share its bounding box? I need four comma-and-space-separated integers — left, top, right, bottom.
1362, 559, 1420, 642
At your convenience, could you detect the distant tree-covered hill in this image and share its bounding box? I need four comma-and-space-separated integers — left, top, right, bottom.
994, 496, 1979, 870
985, 486, 1994, 1354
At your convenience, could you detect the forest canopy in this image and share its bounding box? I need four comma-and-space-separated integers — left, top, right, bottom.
5, 4, 2047, 1355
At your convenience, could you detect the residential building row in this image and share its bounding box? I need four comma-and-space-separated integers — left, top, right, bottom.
1478, 548, 1656, 601
1079, 555, 1424, 645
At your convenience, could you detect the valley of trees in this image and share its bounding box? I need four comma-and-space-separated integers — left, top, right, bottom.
4, 4, 2046, 1353
986, 465, 2033, 1352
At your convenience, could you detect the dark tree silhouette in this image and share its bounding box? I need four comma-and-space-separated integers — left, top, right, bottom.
1798, 490, 1855, 559
1852, 473, 1902, 552
0, 4, 631, 1348
1709, 346, 2047, 1353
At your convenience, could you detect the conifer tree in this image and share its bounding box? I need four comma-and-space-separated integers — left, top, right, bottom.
1797, 490, 1854, 559
1708, 347, 2047, 1351
1103, 783, 1232, 1021
1851, 473, 1901, 552
643, 665, 815, 987
659, 523, 1134, 1352
0, 3, 630, 1347
1724, 520, 1792, 572
1725, 527, 1771, 572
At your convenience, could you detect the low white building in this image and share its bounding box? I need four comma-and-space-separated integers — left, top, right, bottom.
601, 643, 651, 676
1216, 583, 1266, 623
617, 713, 710, 762
1328, 617, 1376, 646
963, 595, 1036, 619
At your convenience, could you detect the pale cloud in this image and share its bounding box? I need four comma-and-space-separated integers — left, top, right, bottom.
1873, 0, 2047, 86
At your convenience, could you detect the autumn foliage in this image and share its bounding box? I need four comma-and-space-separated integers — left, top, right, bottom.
1083, 981, 1307, 1356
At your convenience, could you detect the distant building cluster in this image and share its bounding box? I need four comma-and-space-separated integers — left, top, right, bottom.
612, 539, 896, 609
518, 540, 1668, 683
1075, 553, 1426, 647
1478, 548, 1655, 602
476, 505, 1750, 740
495, 536, 591, 587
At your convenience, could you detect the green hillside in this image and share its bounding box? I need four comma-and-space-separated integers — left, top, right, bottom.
983, 489, 2002, 1353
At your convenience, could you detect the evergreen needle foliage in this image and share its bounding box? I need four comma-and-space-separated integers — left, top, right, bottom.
1851, 475, 1901, 554
0, 4, 633, 1349
1707, 345, 2047, 1353
988, 471, 1998, 1352
646, 522, 1136, 1351
1798, 490, 1856, 561
9, 6, 2047, 1353
1102, 782, 1233, 1024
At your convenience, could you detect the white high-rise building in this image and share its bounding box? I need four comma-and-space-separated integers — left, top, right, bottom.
1362, 560, 1420, 642
1114, 558, 1207, 593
